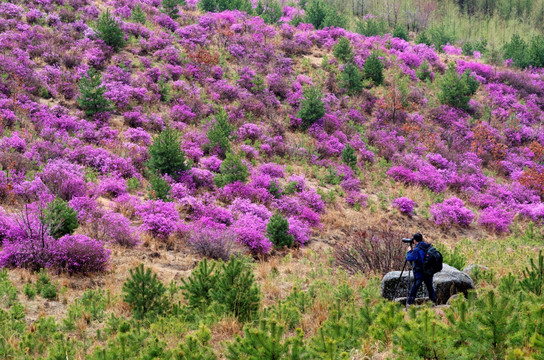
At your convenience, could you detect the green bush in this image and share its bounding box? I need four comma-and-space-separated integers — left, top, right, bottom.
148, 173, 172, 201
415, 30, 432, 46
162, 0, 182, 19
131, 5, 146, 24
77, 68, 113, 117
528, 35, 544, 68
363, 52, 384, 86
298, 87, 325, 131
176, 325, 217, 360
340, 63, 363, 95
42, 198, 78, 240
266, 213, 294, 248
520, 250, 544, 296
122, 264, 169, 319
210, 257, 261, 322
333, 37, 353, 64
95, 10, 125, 52
428, 25, 455, 50
23, 283, 37, 300
438, 62, 479, 111
416, 60, 432, 82
341, 144, 358, 169
36, 269, 57, 300
147, 127, 189, 176
199, 0, 252, 12
503, 34, 530, 68
180, 258, 217, 310
305, 0, 328, 29
255, 0, 282, 24
356, 18, 387, 37
206, 109, 234, 157
214, 152, 249, 187
392, 25, 408, 41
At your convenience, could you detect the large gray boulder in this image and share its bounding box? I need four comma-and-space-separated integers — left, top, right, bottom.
381, 264, 475, 304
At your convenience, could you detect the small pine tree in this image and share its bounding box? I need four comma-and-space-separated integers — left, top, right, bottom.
122, 264, 169, 319
148, 173, 172, 201
528, 35, 544, 68
363, 52, 384, 86
77, 68, 113, 117
298, 87, 325, 131
416, 60, 432, 82
210, 257, 260, 322
214, 152, 249, 187
162, 0, 180, 19
226, 318, 307, 359
520, 250, 544, 296
503, 34, 529, 69
392, 25, 408, 41
200, 0, 217, 11
206, 109, 234, 157
180, 258, 217, 309
268, 180, 281, 199
147, 127, 189, 176
266, 213, 294, 248
176, 325, 217, 360
415, 30, 432, 46
256, 0, 282, 24
42, 198, 79, 240
341, 144, 357, 169
95, 10, 125, 52
131, 5, 146, 24
340, 63, 363, 95
305, 0, 327, 29
438, 62, 479, 111
333, 37, 353, 64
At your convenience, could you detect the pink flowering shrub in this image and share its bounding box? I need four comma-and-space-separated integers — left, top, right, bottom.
393, 197, 415, 215
430, 197, 475, 228
231, 213, 272, 255
135, 200, 180, 238
40, 159, 86, 200
53, 234, 110, 274
98, 212, 140, 247
477, 207, 514, 233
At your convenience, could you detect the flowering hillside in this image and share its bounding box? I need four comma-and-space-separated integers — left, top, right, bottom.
0, 0, 544, 358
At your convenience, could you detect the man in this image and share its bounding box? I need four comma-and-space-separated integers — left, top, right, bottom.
406, 232, 437, 305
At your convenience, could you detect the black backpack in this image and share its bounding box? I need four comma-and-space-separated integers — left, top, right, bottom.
423, 246, 443, 276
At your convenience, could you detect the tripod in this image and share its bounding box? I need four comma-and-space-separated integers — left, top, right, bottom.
393, 245, 414, 306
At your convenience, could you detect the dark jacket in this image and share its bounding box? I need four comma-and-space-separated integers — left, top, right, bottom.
406, 242, 432, 279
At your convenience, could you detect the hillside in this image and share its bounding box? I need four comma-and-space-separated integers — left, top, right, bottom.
0, 0, 543, 359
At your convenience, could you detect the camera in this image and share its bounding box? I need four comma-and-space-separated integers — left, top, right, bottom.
402, 237, 414, 244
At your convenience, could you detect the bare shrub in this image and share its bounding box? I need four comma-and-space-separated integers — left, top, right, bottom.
334, 227, 406, 275
188, 227, 243, 261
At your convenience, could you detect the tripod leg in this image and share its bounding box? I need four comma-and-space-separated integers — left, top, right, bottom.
393, 259, 408, 300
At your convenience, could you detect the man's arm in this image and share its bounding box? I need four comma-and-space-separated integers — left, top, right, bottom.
406, 249, 419, 261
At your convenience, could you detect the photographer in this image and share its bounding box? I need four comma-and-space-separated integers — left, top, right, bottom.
406, 233, 437, 305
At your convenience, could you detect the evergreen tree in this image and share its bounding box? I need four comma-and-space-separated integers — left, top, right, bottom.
520, 250, 544, 296
95, 10, 125, 52
200, 0, 216, 12
147, 127, 189, 176
256, 0, 282, 24
438, 63, 479, 111
341, 144, 357, 169
305, 0, 328, 29
206, 109, 234, 157
122, 264, 169, 319
363, 52, 384, 86
266, 213, 294, 248
333, 37, 353, 64
415, 30, 432, 46
176, 326, 217, 360
131, 5, 146, 24
214, 152, 249, 187
322, 8, 347, 29
356, 18, 387, 37
528, 35, 544, 68
210, 257, 260, 322
503, 34, 529, 68
340, 63, 363, 95
162, 0, 181, 19
148, 173, 172, 201
226, 318, 307, 359
416, 60, 432, 82
392, 25, 408, 41
77, 68, 113, 117
42, 198, 78, 240
298, 87, 325, 131
180, 259, 217, 310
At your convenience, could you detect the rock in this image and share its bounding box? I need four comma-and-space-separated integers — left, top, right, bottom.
381, 264, 475, 305
462, 264, 489, 275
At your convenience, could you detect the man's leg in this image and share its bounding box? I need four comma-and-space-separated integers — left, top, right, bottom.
424, 276, 437, 304
407, 278, 423, 305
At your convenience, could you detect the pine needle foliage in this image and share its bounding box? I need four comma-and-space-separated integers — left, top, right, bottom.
131, 5, 146, 24
438, 62, 479, 111
95, 10, 125, 52
180, 258, 217, 310
333, 37, 353, 64
122, 264, 169, 320
209, 257, 260, 322
175, 325, 217, 360
214, 152, 249, 187
206, 109, 234, 157
266, 213, 294, 248
363, 52, 384, 86
226, 318, 307, 360
298, 87, 325, 131
147, 127, 189, 176
148, 173, 172, 201
341, 144, 358, 169
77, 68, 113, 117
42, 198, 78, 240
340, 63, 363, 95
162, 0, 182, 19
520, 250, 544, 296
